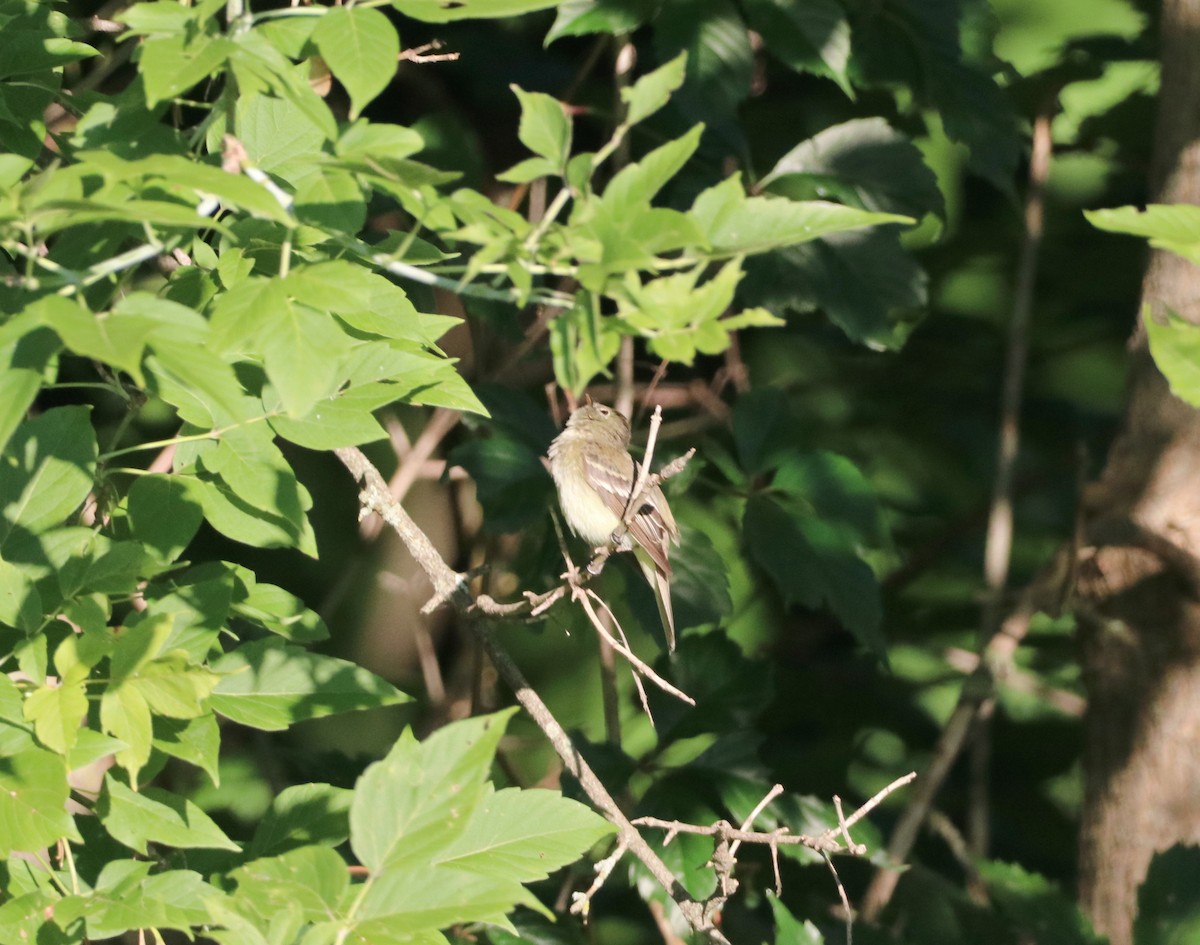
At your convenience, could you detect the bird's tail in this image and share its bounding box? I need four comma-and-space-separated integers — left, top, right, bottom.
640, 557, 676, 652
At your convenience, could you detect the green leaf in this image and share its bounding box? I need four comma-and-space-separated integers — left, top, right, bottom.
852, 0, 1018, 194
232, 576, 330, 644
438, 785, 614, 881
600, 123, 704, 213
23, 678, 88, 755
57, 865, 218, 941
0, 323, 57, 455
448, 433, 553, 533
210, 638, 410, 731
981, 860, 1102, 945
312, 6, 400, 120
126, 474, 204, 563
742, 0, 850, 94
772, 450, 886, 546
294, 168, 367, 233
145, 341, 250, 428
622, 52, 687, 125
768, 890, 825, 944
0, 747, 79, 854
496, 155, 560, 184
190, 471, 318, 556
228, 845, 349, 926
759, 118, 944, 219
511, 85, 571, 169
1087, 204, 1200, 267
0, 559, 41, 632
549, 294, 622, 396
391, 0, 560, 22
741, 227, 926, 350
153, 714, 221, 784
645, 634, 774, 740
667, 525, 733, 631
744, 495, 885, 656
547, 0, 655, 43
1137, 846, 1200, 945
337, 119, 424, 162
653, 0, 752, 119
98, 775, 240, 853
690, 174, 911, 256
139, 34, 234, 107
248, 783, 353, 858
352, 863, 540, 938
0, 406, 97, 549
266, 383, 393, 450
236, 87, 331, 180
100, 681, 153, 781
350, 709, 517, 873
1146, 308, 1200, 407
263, 300, 354, 417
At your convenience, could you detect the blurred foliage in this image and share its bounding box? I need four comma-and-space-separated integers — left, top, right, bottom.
0, 0, 1178, 940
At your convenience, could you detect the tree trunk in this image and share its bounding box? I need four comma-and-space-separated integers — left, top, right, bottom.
1076, 2, 1200, 942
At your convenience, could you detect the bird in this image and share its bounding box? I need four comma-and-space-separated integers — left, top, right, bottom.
547, 401, 680, 650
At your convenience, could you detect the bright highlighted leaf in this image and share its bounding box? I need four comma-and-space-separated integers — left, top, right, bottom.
0, 747, 79, 855
391, 0, 560, 22
511, 85, 571, 169
24, 677, 88, 755
1145, 307, 1200, 407
438, 785, 613, 881
312, 7, 399, 120
1088, 204, 1200, 267
691, 174, 911, 256
98, 775, 240, 853
350, 709, 517, 873
210, 639, 410, 731
622, 52, 687, 125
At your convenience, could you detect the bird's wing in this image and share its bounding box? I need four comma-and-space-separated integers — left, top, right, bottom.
582, 449, 676, 574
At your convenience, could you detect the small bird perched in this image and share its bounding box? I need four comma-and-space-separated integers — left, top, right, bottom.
547, 402, 680, 650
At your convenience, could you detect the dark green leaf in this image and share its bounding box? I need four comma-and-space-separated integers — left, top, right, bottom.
126, 474, 204, 563
1137, 846, 1200, 945
760, 118, 944, 219
0, 407, 96, 549
743, 0, 850, 93
449, 433, 553, 533
247, 783, 353, 858
547, 0, 655, 43
654, 0, 753, 119
390, 0, 560, 22
741, 227, 926, 350
153, 714, 221, 784
744, 495, 885, 655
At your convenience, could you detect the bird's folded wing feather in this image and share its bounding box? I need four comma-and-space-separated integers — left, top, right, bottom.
582, 450, 676, 575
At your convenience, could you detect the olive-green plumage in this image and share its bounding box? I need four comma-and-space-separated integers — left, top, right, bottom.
547, 403, 680, 650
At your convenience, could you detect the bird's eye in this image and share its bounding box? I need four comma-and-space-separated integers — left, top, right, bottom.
598, 406, 609, 416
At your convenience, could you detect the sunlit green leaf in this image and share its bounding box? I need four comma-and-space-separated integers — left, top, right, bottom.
210, 639, 410, 731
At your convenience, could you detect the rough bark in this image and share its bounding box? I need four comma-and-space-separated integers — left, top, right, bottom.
1076, 2, 1200, 942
